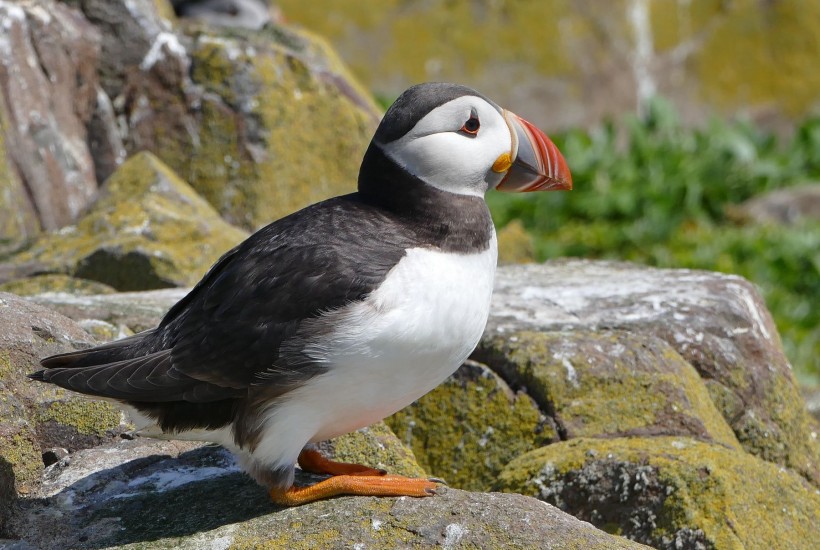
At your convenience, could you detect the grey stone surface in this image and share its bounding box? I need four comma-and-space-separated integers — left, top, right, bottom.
7, 438, 647, 549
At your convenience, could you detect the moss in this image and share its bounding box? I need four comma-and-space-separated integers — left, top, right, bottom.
328, 421, 426, 478
477, 331, 740, 449
37, 399, 121, 437
385, 361, 555, 491
500, 436, 820, 550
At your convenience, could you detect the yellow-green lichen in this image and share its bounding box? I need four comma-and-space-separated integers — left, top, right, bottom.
37, 399, 121, 437
0, 428, 42, 496
276, 0, 572, 88
7, 152, 248, 290
482, 331, 740, 450
0, 274, 117, 296
171, 27, 376, 230
499, 437, 820, 550
329, 421, 426, 478
385, 362, 555, 491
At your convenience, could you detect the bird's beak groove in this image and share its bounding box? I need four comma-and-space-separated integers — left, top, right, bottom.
495, 110, 572, 192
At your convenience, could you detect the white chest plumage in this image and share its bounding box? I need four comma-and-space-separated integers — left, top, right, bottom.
252, 232, 498, 468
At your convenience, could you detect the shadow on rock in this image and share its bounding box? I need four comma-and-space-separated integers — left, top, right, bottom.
10, 441, 291, 548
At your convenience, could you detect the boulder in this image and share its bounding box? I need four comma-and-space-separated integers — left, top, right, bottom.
498, 437, 820, 550
0, 0, 113, 247
26, 287, 187, 333
387, 360, 555, 491
478, 330, 741, 449
7, 152, 248, 290
727, 184, 820, 226
0, 292, 125, 534
475, 260, 819, 487
7, 438, 647, 549
146, 23, 380, 229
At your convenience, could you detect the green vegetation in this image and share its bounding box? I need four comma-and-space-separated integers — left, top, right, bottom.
487, 99, 820, 382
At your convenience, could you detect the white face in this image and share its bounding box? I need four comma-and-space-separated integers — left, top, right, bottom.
380, 96, 513, 197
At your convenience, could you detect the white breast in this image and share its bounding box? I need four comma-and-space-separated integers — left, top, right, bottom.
252, 232, 498, 469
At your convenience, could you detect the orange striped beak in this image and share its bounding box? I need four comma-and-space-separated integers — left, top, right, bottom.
495, 110, 572, 192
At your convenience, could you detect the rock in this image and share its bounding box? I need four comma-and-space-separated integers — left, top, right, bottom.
26, 288, 186, 333
0, 292, 124, 534
386, 360, 555, 491
145, 23, 380, 230
478, 330, 741, 449
0, 107, 38, 256
321, 421, 427, 479
7, 438, 647, 549
0, 0, 104, 241
277, 2, 820, 134
728, 184, 820, 226
7, 152, 248, 290
0, 275, 116, 297
72, 0, 178, 99
172, 0, 278, 29
476, 260, 819, 487
498, 437, 820, 550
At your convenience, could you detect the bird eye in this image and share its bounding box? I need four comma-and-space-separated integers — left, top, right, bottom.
460, 115, 480, 135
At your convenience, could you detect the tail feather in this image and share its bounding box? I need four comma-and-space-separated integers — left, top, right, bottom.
39, 330, 158, 370
31, 330, 243, 403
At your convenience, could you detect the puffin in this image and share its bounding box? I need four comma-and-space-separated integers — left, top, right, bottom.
31, 82, 572, 506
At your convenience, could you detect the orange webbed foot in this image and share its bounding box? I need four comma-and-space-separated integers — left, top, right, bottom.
269, 474, 439, 506
268, 448, 441, 506
297, 448, 387, 477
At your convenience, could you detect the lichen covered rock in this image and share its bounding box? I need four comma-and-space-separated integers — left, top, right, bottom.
322, 421, 427, 479
480, 260, 819, 487
478, 330, 741, 449
0, 0, 112, 236
10, 152, 248, 291
0, 292, 124, 533
0, 275, 116, 296
386, 360, 555, 490
7, 439, 647, 549
147, 24, 380, 229
498, 437, 820, 550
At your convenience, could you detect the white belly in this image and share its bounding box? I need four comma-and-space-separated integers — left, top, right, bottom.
253, 234, 498, 467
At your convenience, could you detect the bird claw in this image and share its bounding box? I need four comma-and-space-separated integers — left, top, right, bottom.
428, 476, 448, 486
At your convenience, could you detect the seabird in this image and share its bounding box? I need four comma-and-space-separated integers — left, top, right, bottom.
32, 82, 572, 505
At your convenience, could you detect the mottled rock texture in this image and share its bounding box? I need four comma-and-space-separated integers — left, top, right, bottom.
3, 262, 818, 547
8, 152, 248, 290
499, 437, 820, 550
476, 260, 819, 487
0, 292, 124, 534
728, 183, 820, 226
278, 1, 820, 133
387, 359, 555, 491
0, 0, 380, 256
0, 0, 111, 249
7, 439, 647, 549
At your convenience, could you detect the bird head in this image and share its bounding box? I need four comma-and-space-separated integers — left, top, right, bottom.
366, 82, 572, 198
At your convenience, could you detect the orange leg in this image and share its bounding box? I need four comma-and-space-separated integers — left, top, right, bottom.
297, 448, 386, 477
270, 474, 438, 506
